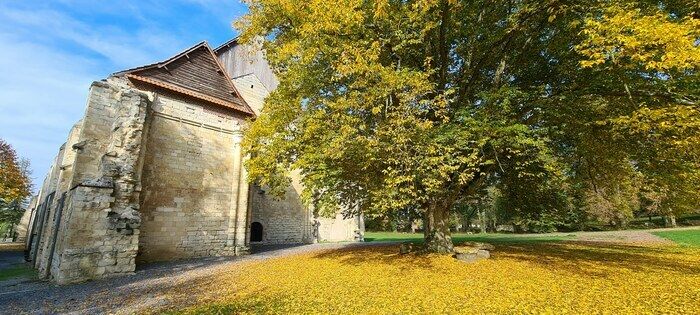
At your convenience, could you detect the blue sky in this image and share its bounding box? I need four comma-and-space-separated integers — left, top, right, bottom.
0, 0, 248, 189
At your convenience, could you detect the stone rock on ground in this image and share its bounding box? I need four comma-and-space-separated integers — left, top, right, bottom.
454, 249, 490, 263
399, 242, 417, 254
453, 242, 494, 263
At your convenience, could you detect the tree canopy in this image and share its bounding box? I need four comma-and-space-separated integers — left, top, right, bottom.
0, 139, 32, 226
238, 0, 700, 252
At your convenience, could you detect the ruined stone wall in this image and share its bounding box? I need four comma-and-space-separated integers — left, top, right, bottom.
26, 79, 151, 284
34, 122, 84, 278
29, 147, 63, 270
137, 90, 248, 262
14, 197, 35, 243
27, 75, 252, 283
26, 68, 363, 284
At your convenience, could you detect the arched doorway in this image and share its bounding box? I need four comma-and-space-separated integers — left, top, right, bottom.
250, 222, 263, 242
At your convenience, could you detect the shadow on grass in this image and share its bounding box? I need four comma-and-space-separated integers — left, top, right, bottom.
495, 242, 700, 277
363, 233, 573, 244
313, 245, 439, 270
312, 241, 700, 278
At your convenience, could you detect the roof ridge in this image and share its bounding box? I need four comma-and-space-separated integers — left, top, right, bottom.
112, 41, 208, 77
213, 36, 239, 53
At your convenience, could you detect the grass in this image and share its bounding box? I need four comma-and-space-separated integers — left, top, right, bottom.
653, 229, 700, 247
364, 231, 574, 244
162, 242, 700, 314
0, 265, 35, 281
0, 243, 34, 281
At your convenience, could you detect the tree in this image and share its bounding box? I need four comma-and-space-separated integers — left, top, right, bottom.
238, 0, 700, 252
576, 1, 700, 226
0, 139, 32, 227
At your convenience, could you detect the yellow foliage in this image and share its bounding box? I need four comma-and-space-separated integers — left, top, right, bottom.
0, 139, 31, 202
167, 243, 700, 314
577, 4, 700, 72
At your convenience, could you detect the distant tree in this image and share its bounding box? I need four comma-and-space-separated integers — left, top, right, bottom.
0, 139, 32, 228
576, 2, 700, 227
238, 0, 700, 252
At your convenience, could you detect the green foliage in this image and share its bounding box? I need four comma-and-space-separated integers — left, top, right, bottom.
237, 0, 700, 245
0, 199, 25, 230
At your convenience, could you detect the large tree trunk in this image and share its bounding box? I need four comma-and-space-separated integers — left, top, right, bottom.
665, 215, 677, 227
423, 201, 454, 253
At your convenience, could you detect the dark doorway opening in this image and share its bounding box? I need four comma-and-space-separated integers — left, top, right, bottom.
251, 222, 263, 242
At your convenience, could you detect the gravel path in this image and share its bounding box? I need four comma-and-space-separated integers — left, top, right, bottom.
564, 226, 698, 245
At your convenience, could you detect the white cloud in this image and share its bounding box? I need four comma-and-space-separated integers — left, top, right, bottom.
0, 7, 185, 69
0, 5, 178, 188
0, 0, 246, 189
0, 33, 97, 187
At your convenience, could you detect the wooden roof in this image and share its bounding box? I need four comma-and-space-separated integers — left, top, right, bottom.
213, 37, 239, 54
114, 41, 254, 116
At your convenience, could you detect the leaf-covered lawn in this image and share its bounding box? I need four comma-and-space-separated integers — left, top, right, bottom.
653, 229, 700, 247
164, 242, 700, 314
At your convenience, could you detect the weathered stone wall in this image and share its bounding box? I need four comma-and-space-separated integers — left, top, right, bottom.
14, 197, 36, 243
30, 147, 64, 272
317, 213, 363, 242
137, 90, 249, 262
249, 181, 312, 245
250, 171, 363, 245
51, 184, 120, 284
26, 76, 253, 283
26, 79, 151, 284
231, 74, 270, 116
34, 122, 83, 278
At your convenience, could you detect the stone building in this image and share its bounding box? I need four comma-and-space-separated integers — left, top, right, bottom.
24, 39, 363, 284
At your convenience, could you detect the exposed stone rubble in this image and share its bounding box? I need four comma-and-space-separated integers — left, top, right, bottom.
50, 81, 150, 284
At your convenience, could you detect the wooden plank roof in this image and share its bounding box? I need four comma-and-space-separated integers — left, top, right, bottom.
213, 37, 239, 54
113, 41, 254, 116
